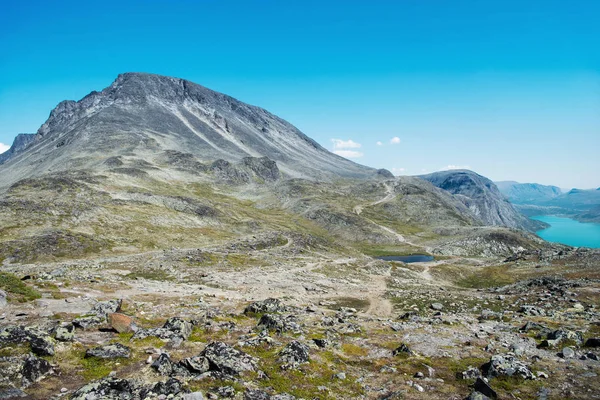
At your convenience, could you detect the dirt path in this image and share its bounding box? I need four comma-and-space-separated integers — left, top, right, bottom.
364, 275, 393, 317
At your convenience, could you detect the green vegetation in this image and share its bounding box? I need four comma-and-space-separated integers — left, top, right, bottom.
0, 272, 41, 302
457, 265, 517, 288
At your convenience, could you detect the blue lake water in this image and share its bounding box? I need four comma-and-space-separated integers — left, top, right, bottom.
376, 254, 434, 263
530, 215, 600, 248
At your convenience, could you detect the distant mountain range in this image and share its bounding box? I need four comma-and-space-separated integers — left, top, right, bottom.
496, 181, 600, 223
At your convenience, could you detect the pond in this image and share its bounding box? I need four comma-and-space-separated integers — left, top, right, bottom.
376, 254, 434, 263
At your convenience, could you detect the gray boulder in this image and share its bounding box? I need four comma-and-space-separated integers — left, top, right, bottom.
244, 298, 286, 315
278, 341, 310, 369
55, 323, 75, 342
257, 314, 302, 334
481, 355, 533, 380
21, 354, 52, 387
133, 317, 193, 341
0, 326, 55, 356
199, 342, 257, 376
71, 378, 143, 400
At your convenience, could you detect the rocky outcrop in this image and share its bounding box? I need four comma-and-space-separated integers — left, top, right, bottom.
0, 133, 36, 165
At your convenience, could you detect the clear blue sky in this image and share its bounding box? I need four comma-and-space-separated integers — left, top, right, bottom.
1, 0, 598, 188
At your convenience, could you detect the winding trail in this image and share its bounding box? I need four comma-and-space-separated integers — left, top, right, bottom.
353, 182, 418, 247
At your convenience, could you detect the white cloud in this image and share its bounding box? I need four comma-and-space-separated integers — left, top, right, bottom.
334, 150, 364, 158
0, 143, 10, 154
440, 165, 471, 171
331, 139, 362, 149
390, 137, 401, 144
391, 167, 405, 175
376, 141, 383, 146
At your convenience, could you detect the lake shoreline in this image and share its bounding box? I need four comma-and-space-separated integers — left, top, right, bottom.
530, 215, 600, 248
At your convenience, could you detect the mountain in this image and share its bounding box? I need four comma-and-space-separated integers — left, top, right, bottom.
419, 170, 543, 231
0, 73, 382, 189
495, 181, 562, 204
0, 133, 36, 165
0, 73, 557, 267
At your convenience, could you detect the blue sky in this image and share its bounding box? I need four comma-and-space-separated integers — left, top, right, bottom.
1, 0, 598, 188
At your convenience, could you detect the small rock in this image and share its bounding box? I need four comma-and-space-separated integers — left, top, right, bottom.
430, 303, 443, 311
561, 347, 575, 359
334, 372, 346, 380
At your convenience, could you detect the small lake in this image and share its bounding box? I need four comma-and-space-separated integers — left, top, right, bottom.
376, 254, 434, 263
531, 215, 600, 248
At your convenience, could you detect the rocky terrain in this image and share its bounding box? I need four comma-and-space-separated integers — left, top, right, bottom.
1, 73, 599, 399
1, 235, 599, 399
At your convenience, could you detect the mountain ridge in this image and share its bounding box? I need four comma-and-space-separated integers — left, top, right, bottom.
0, 72, 381, 188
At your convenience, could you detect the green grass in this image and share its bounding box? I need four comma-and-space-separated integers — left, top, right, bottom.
0, 272, 41, 302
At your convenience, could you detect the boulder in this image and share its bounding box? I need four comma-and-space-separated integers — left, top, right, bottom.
244, 298, 286, 315
257, 314, 302, 334
108, 313, 136, 333
133, 317, 192, 341
152, 353, 175, 376
21, 354, 52, 387
199, 341, 257, 376
561, 347, 575, 358
547, 329, 584, 346
0, 326, 55, 356
481, 355, 533, 380
473, 377, 497, 399
149, 377, 188, 396
71, 378, 143, 400
55, 323, 75, 342
278, 341, 310, 369
85, 343, 131, 359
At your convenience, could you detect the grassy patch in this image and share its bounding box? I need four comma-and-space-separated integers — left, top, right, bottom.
125, 269, 173, 282
80, 356, 114, 381
0, 272, 41, 302
341, 343, 368, 357
457, 265, 517, 289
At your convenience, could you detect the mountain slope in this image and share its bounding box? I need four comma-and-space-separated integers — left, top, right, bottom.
419, 170, 543, 231
0, 73, 380, 189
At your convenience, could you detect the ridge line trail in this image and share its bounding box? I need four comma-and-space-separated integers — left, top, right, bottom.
353, 182, 418, 247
